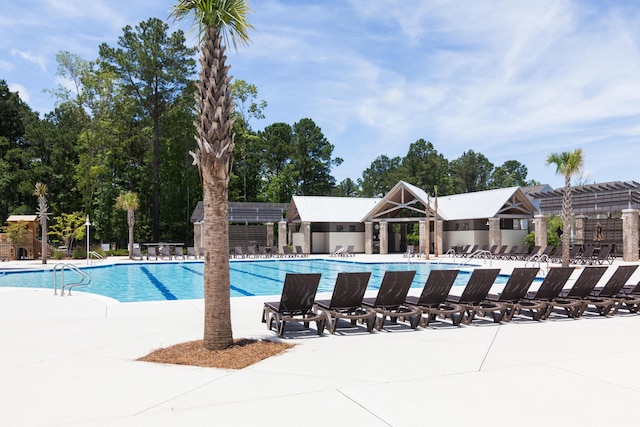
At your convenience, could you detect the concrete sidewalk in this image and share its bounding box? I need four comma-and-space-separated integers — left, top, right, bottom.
2, 256, 640, 426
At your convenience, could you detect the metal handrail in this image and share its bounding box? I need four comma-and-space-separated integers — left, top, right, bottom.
88, 251, 104, 265
53, 263, 92, 296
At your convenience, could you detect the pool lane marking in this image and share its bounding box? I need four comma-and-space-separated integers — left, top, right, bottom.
141, 267, 177, 300
181, 265, 255, 297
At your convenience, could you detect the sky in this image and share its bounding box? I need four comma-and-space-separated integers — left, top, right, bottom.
2, 0, 640, 190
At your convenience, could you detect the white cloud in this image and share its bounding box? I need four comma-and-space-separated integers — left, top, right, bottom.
8, 83, 30, 102
0, 60, 14, 71
10, 49, 47, 72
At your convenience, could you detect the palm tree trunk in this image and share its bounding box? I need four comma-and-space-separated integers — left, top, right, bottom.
202, 179, 233, 350
562, 176, 572, 267
128, 210, 135, 260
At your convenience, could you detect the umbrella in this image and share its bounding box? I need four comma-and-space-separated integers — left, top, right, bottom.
593, 222, 605, 242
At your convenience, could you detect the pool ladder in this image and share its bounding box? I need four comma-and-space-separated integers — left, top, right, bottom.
53, 263, 92, 296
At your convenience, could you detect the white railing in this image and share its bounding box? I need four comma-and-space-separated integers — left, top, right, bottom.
53, 263, 92, 296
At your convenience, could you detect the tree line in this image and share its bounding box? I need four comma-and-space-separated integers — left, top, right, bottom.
0, 17, 539, 248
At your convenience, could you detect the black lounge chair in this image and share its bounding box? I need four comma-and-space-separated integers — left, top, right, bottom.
511, 267, 576, 321
592, 245, 613, 265
577, 265, 639, 316
482, 268, 540, 322
502, 245, 519, 260
282, 246, 295, 257
544, 266, 608, 319
262, 273, 327, 337
461, 245, 478, 258
295, 245, 307, 257
611, 280, 640, 314
447, 269, 501, 324
405, 269, 464, 327
492, 245, 508, 259
362, 271, 420, 330
314, 272, 377, 333
246, 246, 258, 258
575, 245, 596, 264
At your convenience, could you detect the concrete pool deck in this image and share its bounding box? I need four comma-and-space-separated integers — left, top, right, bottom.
2, 254, 640, 426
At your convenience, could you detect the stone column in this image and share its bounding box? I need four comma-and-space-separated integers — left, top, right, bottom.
534, 215, 547, 248
379, 221, 388, 255
488, 217, 501, 249
278, 221, 287, 254
419, 220, 429, 259
622, 209, 639, 262
574, 215, 587, 247
266, 222, 274, 248
365, 222, 373, 254
302, 221, 311, 254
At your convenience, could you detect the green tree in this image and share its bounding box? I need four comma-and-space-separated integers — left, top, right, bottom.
3, 221, 28, 259
34, 183, 50, 264
115, 191, 140, 260
546, 149, 584, 267
358, 155, 402, 197
450, 150, 494, 193
292, 118, 343, 195
333, 178, 359, 197
488, 160, 530, 189
401, 139, 451, 194
171, 0, 253, 350
49, 212, 86, 256
99, 18, 196, 241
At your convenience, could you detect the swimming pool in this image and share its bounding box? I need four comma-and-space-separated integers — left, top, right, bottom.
0, 259, 505, 303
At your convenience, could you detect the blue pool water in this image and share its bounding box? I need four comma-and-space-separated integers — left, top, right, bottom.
0, 259, 507, 303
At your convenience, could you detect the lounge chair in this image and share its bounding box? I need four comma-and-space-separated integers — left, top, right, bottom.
461, 245, 478, 258
282, 246, 295, 257
262, 273, 326, 337
481, 268, 540, 322
314, 272, 377, 333
174, 247, 185, 260
403, 245, 415, 258
512, 246, 530, 260
258, 245, 270, 257
342, 245, 355, 257
610, 280, 640, 314
523, 245, 542, 261
234, 246, 245, 258
199, 247, 205, 259
186, 247, 197, 259
362, 271, 420, 330
159, 246, 173, 260
295, 245, 308, 257
447, 269, 501, 324
405, 269, 464, 327
246, 246, 258, 258
458, 245, 471, 256
492, 245, 508, 259
147, 246, 158, 260
271, 245, 281, 257
511, 267, 576, 320
544, 266, 608, 319
592, 245, 613, 265
131, 246, 143, 260
576, 265, 639, 316
575, 245, 596, 264
329, 245, 343, 257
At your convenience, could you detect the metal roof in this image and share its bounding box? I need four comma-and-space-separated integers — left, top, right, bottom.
190, 202, 288, 223
287, 196, 380, 223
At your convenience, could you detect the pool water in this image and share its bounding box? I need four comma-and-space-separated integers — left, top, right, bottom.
0, 259, 506, 303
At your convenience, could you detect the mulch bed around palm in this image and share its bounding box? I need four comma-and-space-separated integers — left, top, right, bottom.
138, 338, 293, 369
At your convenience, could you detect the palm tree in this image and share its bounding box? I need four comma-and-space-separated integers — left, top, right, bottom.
546, 149, 584, 267
115, 191, 140, 260
34, 183, 49, 264
171, 0, 253, 350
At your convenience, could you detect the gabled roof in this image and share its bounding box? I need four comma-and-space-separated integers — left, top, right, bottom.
361, 181, 437, 222
287, 196, 379, 223
437, 186, 536, 220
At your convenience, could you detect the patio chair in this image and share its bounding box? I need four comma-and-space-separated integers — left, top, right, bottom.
403, 245, 415, 258
314, 272, 377, 334
282, 246, 295, 257
512, 246, 530, 260
481, 267, 539, 322
295, 245, 308, 257
576, 265, 639, 316
246, 246, 258, 258
510, 267, 576, 321
174, 247, 185, 260
523, 245, 542, 261
575, 245, 596, 264
458, 245, 471, 257
342, 245, 355, 257
447, 268, 501, 324
258, 245, 270, 257
330, 246, 344, 257
186, 247, 197, 259
405, 269, 464, 327
362, 271, 420, 330
491, 245, 508, 259
461, 245, 478, 258
502, 245, 519, 260
271, 245, 281, 257
262, 273, 326, 337
544, 266, 608, 319
199, 247, 205, 259
147, 246, 158, 260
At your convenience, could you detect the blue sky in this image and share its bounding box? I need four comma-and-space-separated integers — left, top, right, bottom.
2, 0, 640, 189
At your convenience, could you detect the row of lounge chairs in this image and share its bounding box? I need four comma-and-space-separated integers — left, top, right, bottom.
262, 264, 639, 337
132, 246, 202, 260
232, 245, 309, 259
329, 245, 355, 257
454, 244, 614, 265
